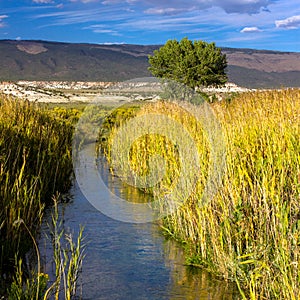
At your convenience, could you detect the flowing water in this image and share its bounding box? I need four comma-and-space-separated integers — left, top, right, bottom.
39, 146, 240, 300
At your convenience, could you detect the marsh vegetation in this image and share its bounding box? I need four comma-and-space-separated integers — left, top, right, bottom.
1, 88, 299, 299
0, 94, 84, 299
99, 89, 300, 299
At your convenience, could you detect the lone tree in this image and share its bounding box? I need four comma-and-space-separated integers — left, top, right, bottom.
148, 38, 227, 89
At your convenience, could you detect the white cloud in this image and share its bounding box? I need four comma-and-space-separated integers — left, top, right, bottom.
32, 0, 54, 3
102, 0, 135, 4
33, 6, 129, 26
142, 0, 272, 15
0, 15, 8, 28
78, 0, 99, 3
67, 0, 135, 4
90, 0, 274, 14
93, 29, 120, 35
83, 24, 121, 35
240, 26, 262, 33
0, 15, 8, 21
144, 7, 190, 15
215, 0, 271, 14
102, 0, 120, 3
24, 0, 298, 51
275, 15, 300, 29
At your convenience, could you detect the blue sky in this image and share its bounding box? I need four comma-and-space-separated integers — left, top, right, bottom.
0, 0, 299, 51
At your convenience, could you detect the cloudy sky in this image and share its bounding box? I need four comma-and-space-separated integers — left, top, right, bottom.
0, 0, 299, 51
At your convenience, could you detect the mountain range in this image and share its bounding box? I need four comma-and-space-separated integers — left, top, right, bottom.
0, 40, 299, 88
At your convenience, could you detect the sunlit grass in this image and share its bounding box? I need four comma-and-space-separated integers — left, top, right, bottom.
0, 94, 78, 286
100, 89, 300, 299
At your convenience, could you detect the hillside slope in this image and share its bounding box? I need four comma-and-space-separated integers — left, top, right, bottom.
223, 47, 300, 88
0, 40, 299, 88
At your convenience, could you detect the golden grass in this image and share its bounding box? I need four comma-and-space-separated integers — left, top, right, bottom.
100, 89, 300, 299
0, 94, 76, 279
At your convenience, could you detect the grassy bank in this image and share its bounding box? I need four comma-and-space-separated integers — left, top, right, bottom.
100, 89, 300, 299
0, 94, 79, 292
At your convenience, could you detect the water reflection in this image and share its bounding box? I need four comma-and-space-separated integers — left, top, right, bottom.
97, 155, 153, 204
163, 239, 239, 300
39, 148, 240, 299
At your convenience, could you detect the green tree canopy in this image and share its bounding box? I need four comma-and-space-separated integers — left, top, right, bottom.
148, 38, 228, 89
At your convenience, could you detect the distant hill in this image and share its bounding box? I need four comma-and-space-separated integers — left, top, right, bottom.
223, 47, 300, 88
0, 40, 299, 88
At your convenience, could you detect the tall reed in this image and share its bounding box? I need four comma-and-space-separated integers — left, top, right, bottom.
100, 89, 300, 299
0, 94, 75, 288
7, 196, 85, 300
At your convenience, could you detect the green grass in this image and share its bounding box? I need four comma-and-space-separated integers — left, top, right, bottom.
0, 94, 79, 292
100, 89, 300, 299
7, 196, 85, 300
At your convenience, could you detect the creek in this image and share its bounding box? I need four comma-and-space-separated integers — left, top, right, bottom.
39, 145, 240, 300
